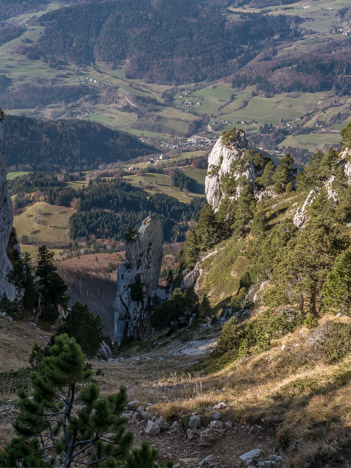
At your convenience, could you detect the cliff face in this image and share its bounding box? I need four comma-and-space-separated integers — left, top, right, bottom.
114, 215, 163, 346
205, 130, 255, 212
0, 114, 17, 300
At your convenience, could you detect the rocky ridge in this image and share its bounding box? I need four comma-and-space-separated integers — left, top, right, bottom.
205, 130, 256, 212
293, 146, 351, 228
114, 215, 163, 346
0, 112, 18, 300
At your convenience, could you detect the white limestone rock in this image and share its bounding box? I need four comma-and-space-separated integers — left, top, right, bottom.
205, 130, 254, 212
293, 188, 319, 228
0, 113, 17, 301
114, 215, 163, 346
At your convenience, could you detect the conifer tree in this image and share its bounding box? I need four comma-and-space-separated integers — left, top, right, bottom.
255, 160, 275, 188
36, 245, 68, 321
196, 204, 218, 251
54, 302, 104, 357
0, 334, 172, 468
265, 217, 349, 316
182, 231, 199, 269
322, 247, 351, 315
273, 153, 295, 194
341, 122, 351, 148
8, 252, 38, 311
199, 295, 212, 318
232, 186, 256, 237
251, 209, 267, 237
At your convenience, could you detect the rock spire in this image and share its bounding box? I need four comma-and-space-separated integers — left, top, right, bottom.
0, 111, 18, 300
114, 215, 163, 346
205, 129, 256, 212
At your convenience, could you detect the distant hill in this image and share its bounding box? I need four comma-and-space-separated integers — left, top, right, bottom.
3, 116, 155, 171
25, 0, 300, 84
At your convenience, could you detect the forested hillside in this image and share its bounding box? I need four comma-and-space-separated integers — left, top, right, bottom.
26, 0, 300, 84
3, 115, 154, 171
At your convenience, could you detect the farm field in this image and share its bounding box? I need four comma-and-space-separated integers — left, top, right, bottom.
13, 202, 74, 249
1, 0, 351, 160
7, 171, 31, 180
123, 172, 204, 204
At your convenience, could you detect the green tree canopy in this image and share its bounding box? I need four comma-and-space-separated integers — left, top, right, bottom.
323, 247, 351, 315
273, 153, 295, 194
54, 302, 104, 357
36, 245, 68, 321
265, 216, 349, 316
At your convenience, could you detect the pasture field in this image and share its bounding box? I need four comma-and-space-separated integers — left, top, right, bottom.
7, 171, 31, 180
13, 202, 74, 249
123, 172, 204, 203
1, 0, 350, 157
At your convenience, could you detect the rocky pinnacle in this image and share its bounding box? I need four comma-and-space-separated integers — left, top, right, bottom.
0, 111, 17, 300
114, 215, 163, 346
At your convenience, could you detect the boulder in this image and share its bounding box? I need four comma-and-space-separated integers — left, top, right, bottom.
239, 448, 263, 465
189, 415, 201, 429
145, 420, 160, 436
114, 215, 163, 345
155, 415, 169, 431
199, 427, 224, 447
208, 420, 223, 430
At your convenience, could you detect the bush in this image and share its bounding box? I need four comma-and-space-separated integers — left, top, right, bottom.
320, 322, 351, 364
222, 128, 237, 147
150, 288, 198, 331
212, 308, 304, 369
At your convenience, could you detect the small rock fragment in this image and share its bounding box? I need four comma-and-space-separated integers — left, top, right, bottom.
213, 402, 226, 410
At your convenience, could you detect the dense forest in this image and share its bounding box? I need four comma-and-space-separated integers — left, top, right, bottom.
70, 180, 204, 242
3, 115, 154, 171
9, 173, 204, 242
0, 84, 97, 109
23, 0, 301, 84
232, 44, 351, 96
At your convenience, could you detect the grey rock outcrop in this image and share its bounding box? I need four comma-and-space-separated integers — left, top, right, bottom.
205, 130, 256, 212
293, 188, 319, 228
114, 215, 163, 346
0, 112, 17, 301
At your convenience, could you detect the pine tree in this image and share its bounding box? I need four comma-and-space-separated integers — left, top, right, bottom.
273, 153, 295, 194
196, 204, 218, 251
251, 209, 267, 237
126, 442, 173, 468
0, 334, 172, 468
36, 245, 68, 321
232, 186, 256, 237
341, 122, 351, 148
322, 247, 351, 315
182, 231, 200, 269
199, 295, 212, 318
255, 160, 275, 189
265, 217, 349, 316
54, 302, 104, 357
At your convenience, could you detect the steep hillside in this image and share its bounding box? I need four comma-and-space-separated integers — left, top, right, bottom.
26, 0, 299, 84
3, 115, 155, 171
